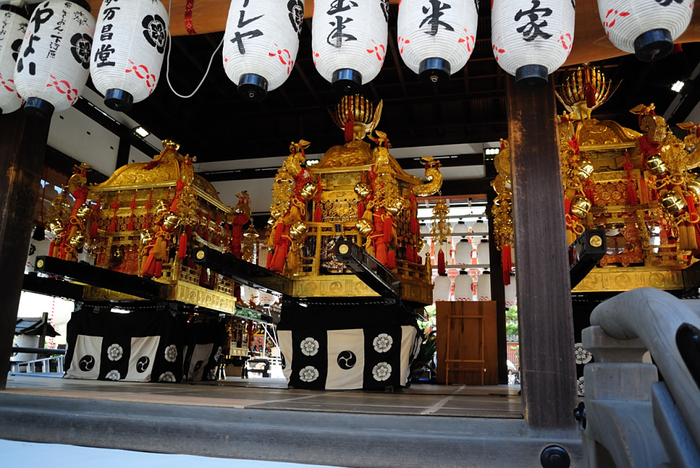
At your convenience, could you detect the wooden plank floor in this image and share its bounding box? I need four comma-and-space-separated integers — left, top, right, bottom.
3, 373, 523, 419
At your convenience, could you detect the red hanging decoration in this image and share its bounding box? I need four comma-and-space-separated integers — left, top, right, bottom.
90, 194, 101, 238
502, 245, 512, 286
109, 192, 120, 232
584, 66, 596, 108
437, 249, 446, 276
357, 200, 365, 218
383, 213, 392, 243
127, 190, 138, 231
344, 116, 354, 143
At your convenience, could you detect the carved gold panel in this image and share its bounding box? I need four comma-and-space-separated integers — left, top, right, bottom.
165, 283, 237, 314
573, 267, 685, 293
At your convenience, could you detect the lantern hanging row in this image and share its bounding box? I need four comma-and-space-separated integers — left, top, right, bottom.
0, 4, 28, 115
597, 0, 694, 62
312, 0, 389, 95
397, 0, 479, 85
90, 0, 170, 112
14, 0, 95, 119
222, 0, 304, 101
491, 0, 576, 87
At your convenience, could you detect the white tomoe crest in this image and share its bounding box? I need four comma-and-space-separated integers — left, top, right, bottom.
90, 0, 169, 111
0, 8, 28, 114
491, 0, 575, 80
312, 0, 389, 87
14, 0, 95, 117
223, 0, 303, 98
597, 0, 693, 60
397, 0, 479, 79
433, 274, 452, 301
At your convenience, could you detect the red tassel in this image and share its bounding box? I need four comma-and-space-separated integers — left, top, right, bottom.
502, 245, 512, 286
565, 198, 571, 215
344, 119, 353, 143
387, 249, 396, 269
314, 204, 322, 222
274, 222, 284, 244
437, 249, 446, 275
154, 261, 163, 278
410, 217, 418, 234
383, 215, 392, 243
357, 201, 365, 218
90, 220, 99, 238
178, 232, 187, 259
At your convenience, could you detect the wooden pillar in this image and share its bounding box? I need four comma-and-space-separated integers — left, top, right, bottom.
486, 189, 508, 385
0, 111, 50, 388
506, 76, 577, 434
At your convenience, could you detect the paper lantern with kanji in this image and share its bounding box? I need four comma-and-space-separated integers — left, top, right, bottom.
477, 239, 490, 265
597, 0, 693, 62
223, 0, 303, 100
454, 270, 473, 301
433, 273, 452, 302
90, 0, 169, 111
14, 0, 95, 118
491, 0, 575, 86
397, 0, 478, 84
312, 0, 388, 94
0, 6, 27, 115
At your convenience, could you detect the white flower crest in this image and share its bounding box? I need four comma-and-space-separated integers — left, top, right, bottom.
159, 371, 176, 382
372, 362, 392, 382
577, 376, 586, 397
164, 345, 178, 363
300, 338, 320, 357
105, 370, 120, 380
107, 344, 123, 361
299, 366, 319, 382
373, 333, 393, 353
574, 343, 593, 365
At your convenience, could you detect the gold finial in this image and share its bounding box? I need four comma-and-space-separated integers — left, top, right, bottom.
329, 95, 383, 140
555, 64, 621, 120
162, 139, 180, 151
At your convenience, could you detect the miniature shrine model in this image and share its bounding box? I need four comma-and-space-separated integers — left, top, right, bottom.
32, 95, 444, 390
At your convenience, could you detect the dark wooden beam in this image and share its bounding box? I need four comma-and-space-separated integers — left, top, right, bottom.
0, 110, 50, 388
507, 76, 577, 434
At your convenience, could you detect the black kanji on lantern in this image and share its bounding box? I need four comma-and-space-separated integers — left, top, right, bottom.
420, 0, 454, 37
229, 0, 264, 55
326, 15, 356, 47
514, 0, 552, 42
17, 2, 54, 75
327, 0, 358, 15
94, 43, 116, 67
287, 0, 304, 34
655, 0, 683, 5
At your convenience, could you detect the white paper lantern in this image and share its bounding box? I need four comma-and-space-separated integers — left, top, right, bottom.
472, 218, 488, 235
454, 270, 473, 301
14, 0, 94, 119
420, 223, 431, 235
433, 273, 452, 302
90, 0, 169, 111
505, 273, 517, 308
454, 238, 472, 265
0, 6, 28, 115
452, 220, 469, 236
491, 0, 575, 86
312, 0, 388, 94
397, 0, 478, 84
477, 239, 490, 265
597, 0, 693, 62
477, 270, 491, 301
223, 0, 303, 100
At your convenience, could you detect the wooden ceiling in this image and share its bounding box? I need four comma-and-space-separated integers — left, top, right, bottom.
80, 0, 700, 163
